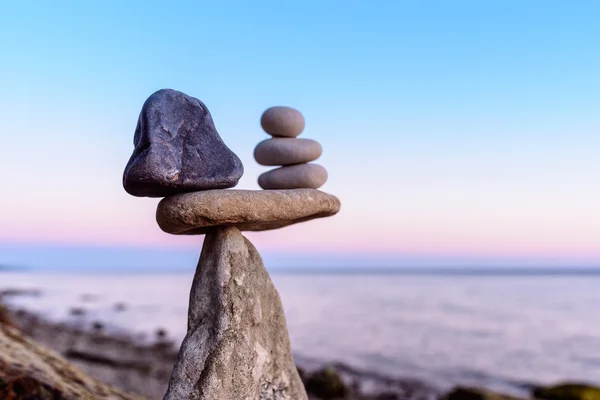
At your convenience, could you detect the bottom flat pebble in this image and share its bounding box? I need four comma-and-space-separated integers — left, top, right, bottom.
258, 164, 327, 190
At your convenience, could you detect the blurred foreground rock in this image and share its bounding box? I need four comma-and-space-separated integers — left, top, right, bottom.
305, 367, 348, 399
533, 384, 600, 400
445, 387, 525, 400
0, 322, 142, 400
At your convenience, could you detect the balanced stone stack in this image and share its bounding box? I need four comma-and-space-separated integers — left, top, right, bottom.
256, 107, 328, 190
123, 89, 340, 400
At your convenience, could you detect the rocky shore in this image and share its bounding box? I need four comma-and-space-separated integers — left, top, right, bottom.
2, 298, 600, 400
1, 300, 440, 400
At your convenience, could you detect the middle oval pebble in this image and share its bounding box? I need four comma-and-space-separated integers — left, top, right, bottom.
254, 138, 323, 166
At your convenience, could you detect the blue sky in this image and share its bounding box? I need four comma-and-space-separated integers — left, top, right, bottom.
0, 1, 599, 269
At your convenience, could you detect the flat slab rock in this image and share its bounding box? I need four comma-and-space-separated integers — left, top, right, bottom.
156, 189, 341, 234
164, 226, 307, 400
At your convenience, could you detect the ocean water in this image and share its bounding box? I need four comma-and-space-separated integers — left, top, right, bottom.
1, 270, 600, 393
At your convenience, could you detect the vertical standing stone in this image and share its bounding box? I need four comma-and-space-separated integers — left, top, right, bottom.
163, 226, 307, 400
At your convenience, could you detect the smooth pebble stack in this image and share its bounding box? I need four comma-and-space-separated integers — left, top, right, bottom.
255, 107, 327, 189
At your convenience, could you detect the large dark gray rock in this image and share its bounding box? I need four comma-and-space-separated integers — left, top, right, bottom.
164, 226, 307, 400
123, 89, 243, 197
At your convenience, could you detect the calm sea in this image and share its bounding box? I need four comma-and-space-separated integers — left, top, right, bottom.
1, 270, 600, 393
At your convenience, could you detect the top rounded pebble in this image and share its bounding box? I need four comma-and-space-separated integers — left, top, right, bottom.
260, 106, 305, 137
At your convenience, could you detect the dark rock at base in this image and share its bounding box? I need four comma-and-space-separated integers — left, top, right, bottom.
69, 307, 86, 316
306, 367, 348, 399
446, 387, 526, 400
123, 89, 244, 197
91, 321, 104, 331
0, 376, 60, 400
375, 393, 401, 400
298, 366, 307, 383
155, 328, 167, 339
533, 383, 600, 400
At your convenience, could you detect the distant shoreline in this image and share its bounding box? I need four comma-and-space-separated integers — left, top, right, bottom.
271, 267, 600, 276
3, 267, 600, 276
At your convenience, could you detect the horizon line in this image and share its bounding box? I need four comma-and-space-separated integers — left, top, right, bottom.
3, 265, 600, 274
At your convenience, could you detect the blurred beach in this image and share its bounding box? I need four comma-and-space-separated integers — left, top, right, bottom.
2, 269, 599, 396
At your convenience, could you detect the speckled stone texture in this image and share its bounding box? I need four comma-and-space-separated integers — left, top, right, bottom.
163, 227, 308, 400
156, 189, 341, 234
260, 107, 305, 138
123, 89, 243, 197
